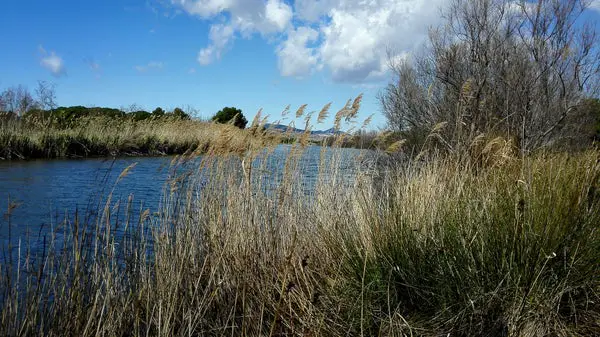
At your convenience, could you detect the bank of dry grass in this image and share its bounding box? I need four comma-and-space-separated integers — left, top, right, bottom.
0, 116, 272, 159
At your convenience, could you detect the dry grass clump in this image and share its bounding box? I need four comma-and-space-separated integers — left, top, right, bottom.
0, 103, 598, 335
468, 134, 519, 169
341, 149, 600, 336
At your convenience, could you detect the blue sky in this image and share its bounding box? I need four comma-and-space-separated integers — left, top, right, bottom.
1, 0, 599, 130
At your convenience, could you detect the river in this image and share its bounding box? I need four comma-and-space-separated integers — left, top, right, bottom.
0, 145, 369, 254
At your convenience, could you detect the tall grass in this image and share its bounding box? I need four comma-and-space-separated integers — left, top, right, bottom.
0, 116, 271, 159
0, 129, 598, 335
340, 150, 600, 335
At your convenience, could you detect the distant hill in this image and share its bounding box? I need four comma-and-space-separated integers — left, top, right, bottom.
264, 123, 342, 138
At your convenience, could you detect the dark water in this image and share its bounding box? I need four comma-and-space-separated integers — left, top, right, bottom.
0, 156, 175, 248
0, 145, 368, 251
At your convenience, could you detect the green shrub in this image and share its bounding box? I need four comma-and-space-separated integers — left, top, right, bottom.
212, 106, 248, 129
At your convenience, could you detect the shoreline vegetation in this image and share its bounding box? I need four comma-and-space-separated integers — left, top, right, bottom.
0, 107, 279, 160
0, 130, 598, 335
0, 97, 384, 161
0, 106, 381, 161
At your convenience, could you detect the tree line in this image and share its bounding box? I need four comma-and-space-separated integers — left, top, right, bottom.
0, 82, 193, 127
0, 82, 255, 130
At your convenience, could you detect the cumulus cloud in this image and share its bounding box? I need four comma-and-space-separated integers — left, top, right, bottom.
175, 0, 232, 18
265, 0, 293, 31
198, 23, 235, 65
293, 0, 335, 22
173, 0, 446, 82
135, 61, 164, 72
174, 0, 292, 65
319, 0, 445, 82
590, 0, 600, 11
39, 46, 66, 77
276, 26, 319, 77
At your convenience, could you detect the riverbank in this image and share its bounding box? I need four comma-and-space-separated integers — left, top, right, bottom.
0, 116, 274, 160
0, 142, 598, 336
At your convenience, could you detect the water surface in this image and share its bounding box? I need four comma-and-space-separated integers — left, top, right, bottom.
0, 145, 368, 252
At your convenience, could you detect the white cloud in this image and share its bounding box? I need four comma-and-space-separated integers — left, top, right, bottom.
198, 23, 235, 64
173, 0, 446, 82
175, 0, 232, 18
316, 0, 444, 82
39, 46, 66, 77
135, 61, 164, 72
174, 0, 293, 65
294, 0, 335, 22
265, 0, 293, 31
276, 26, 319, 77
590, 0, 600, 11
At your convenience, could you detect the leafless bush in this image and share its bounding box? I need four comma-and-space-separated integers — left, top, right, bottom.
0, 85, 37, 116
381, 0, 600, 152
35, 80, 57, 111
0, 81, 57, 120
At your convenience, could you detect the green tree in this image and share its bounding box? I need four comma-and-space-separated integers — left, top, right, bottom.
172, 107, 190, 120
129, 110, 151, 121
152, 107, 165, 117
212, 107, 248, 129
